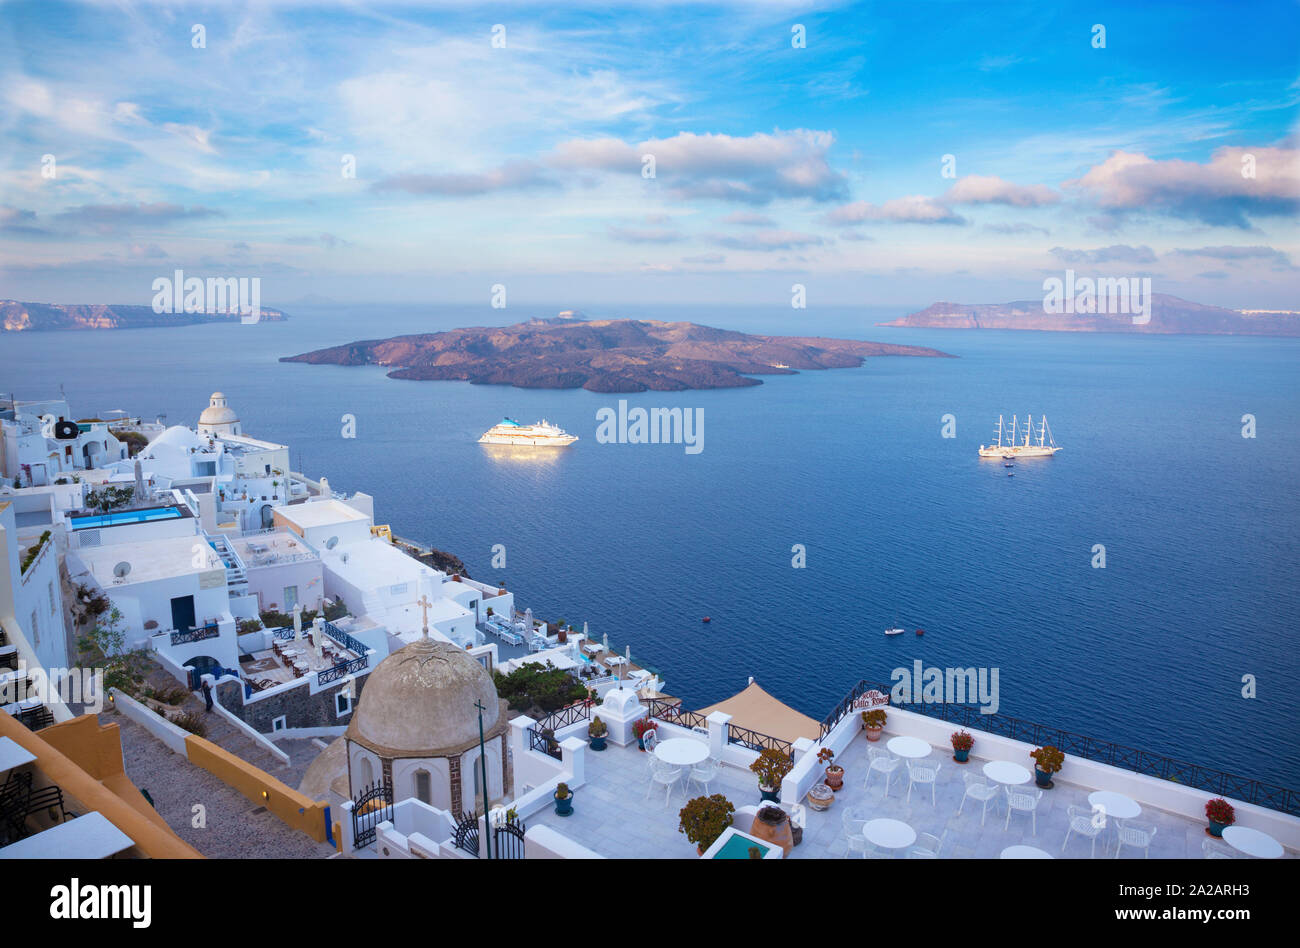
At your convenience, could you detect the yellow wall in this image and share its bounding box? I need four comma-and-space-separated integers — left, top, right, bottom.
184, 735, 333, 844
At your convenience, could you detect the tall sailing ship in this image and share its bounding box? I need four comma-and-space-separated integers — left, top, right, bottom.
478, 418, 578, 447
978, 414, 1060, 459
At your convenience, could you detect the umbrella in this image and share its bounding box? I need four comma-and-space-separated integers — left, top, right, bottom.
582, 621, 589, 641
293, 605, 303, 645
602, 633, 609, 649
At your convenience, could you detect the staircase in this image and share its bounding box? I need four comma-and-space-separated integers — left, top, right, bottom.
207, 533, 248, 595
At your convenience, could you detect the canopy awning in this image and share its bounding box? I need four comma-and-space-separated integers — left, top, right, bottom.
699, 681, 820, 745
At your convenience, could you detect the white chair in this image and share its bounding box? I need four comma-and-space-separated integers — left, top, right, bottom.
1202, 838, 1237, 859
908, 830, 946, 858
864, 746, 901, 797
687, 757, 720, 796
1004, 786, 1042, 834
845, 832, 872, 859
841, 806, 868, 841
1114, 819, 1157, 858
957, 773, 999, 826
645, 756, 682, 807
1062, 804, 1105, 858
642, 729, 658, 753
906, 759, 942, 806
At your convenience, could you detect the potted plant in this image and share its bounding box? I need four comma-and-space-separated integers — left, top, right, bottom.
632, 717, 658, 751
1030, 745, 1064, 788
818, 747, 844, 791
553, 782, 575, 816
588, 715, 608, 751
1205, 798, 1235, 837
951, 730, 974, 763
749, 748, 793, 803
861, 709, 887, 741
678, 794, 734, 854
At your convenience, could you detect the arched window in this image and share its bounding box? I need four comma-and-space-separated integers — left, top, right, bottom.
471, 755, 482, 801
414, 769, 431, 804
359, 756, 375, 788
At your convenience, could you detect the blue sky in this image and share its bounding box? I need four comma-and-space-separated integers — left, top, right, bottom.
1, 0, 1297, 308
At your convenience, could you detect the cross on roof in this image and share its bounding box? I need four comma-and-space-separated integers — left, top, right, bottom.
417, 595, 433, 639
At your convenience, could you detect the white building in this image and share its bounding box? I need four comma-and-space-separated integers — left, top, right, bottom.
0, 398, 128, 486
196, 392, 242, 438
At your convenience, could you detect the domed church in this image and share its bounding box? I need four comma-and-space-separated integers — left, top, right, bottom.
197, 392, 241, 437
342, 634, 511, 814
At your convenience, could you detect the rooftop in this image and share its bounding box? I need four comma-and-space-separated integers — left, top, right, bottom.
276, 498, 369, 531
77, 533, 220, 585
228, 530, 318, 568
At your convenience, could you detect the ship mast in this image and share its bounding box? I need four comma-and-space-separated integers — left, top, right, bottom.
1010, 414, 1017, 449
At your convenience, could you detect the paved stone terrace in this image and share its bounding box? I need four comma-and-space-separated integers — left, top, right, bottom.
102, 709, 337, 858
529, 732, 1290, 859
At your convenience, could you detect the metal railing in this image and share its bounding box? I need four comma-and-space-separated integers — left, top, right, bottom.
321, 620, 368, 657
527, 726, 561, 761
728, 723, 793, 756
170, 624, 220, 646
820, 678, 1300, 817
642, 697, 710, 733
535, 699, 592, 734
317, 655, 369, 686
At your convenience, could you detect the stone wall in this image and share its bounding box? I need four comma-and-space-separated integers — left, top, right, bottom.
216, 673, 371, 734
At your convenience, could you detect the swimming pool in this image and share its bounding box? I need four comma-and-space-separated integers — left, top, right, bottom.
69, 507, 182, 530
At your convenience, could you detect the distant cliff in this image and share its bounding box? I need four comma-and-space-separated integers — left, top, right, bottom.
881, 294, 1300, 336
1, 300, 287, 331
282, 316, 953, 393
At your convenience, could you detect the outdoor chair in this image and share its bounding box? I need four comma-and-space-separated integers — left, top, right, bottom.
687, 757, 720, 796
642, 729, 658, 753
845, 831, 873, 859
905, 759, 942, 806
1004, 786, 1043, 834
864, 746, 901, 797
1202, 838, 1237, 859
1114, 819, 1157, 859
645, 757, 683, 807
841, 806, 869, 841
957, 772, 999, 826
1062, 804, 1105, 858
909, 830, 946, 858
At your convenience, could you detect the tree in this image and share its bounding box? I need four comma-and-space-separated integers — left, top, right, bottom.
493, 661, 588, 715
78, 606, 152, 696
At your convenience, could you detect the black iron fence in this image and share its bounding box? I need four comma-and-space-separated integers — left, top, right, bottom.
728, 723, 793, 756
351, 781, 392, 850
317, 655, 369, 686
528, 727, 561, 760
535, 699, 592, 734
170, 623, 220, 646
820, 678, 1300, 817
642, 697, 792, 754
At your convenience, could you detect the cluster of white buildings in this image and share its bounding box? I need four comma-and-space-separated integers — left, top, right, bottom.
0, 391, 520, 736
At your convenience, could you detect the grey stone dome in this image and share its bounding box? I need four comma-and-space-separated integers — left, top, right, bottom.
346, 637, 502, 757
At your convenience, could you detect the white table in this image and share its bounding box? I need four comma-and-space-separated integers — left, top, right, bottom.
0, 812, 135, 859
1088, 790, 1141, 821
0, 736, 36, 774
862, 818, 916, 851
655, 738, 709, 768
1001, 845, 1053, 859
984, 761, 1032, 786
887, 736, 931, 760
1222, 826, 1284, 859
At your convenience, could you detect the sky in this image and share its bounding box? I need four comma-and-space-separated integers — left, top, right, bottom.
1, 0, 1298, 309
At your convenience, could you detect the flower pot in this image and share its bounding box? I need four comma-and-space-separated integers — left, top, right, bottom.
824, 765, 845, 791
1206, 821, 1229, 838
1034, 766, 1055, 789
759, 785, 781, 803
807, 783, 834, 812
553, 791, 574, 816
589, 735, 607, 751
751, 807, 793, 857
637, 738, 645, 751
864, 726, 883, 742
953, 748, 970, 763
557, 628, 568, 644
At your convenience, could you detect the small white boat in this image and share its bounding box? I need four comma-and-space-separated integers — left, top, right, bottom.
884, 627, 905, 636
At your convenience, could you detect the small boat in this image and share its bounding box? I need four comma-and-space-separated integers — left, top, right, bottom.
1007, 471, 1016, 477
702, 616, 711, 623
915, 628, 925, 636
884, 627, 905, 636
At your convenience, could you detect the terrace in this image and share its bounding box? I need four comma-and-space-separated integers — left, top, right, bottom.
239, 625, 365, 691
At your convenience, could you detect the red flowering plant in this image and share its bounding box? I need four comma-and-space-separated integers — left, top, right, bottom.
1205, 798, 1235, 826
951, 730, 974, 751
632, 718, 658, 739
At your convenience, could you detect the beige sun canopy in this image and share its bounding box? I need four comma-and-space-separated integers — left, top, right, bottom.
699, 680, 821, 745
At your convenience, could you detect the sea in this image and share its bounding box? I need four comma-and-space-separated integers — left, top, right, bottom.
3, 302, 1297, 788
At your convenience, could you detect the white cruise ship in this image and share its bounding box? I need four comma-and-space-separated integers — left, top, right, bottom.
978, 414, 1061, 458
478, 418, 578, 447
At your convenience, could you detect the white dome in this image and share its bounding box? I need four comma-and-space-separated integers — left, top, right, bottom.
144, 425, 203, 455
199, 392, 239, 426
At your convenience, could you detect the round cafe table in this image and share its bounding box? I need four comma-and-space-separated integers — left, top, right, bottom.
886, 736, 931, 760
1001, 845, 1053, 859
1088, 790, 1141, 821
654, 738, 709, 769
1221, 826, 1284, 859
862, 818, 916, 851
983, 760, 1032, 786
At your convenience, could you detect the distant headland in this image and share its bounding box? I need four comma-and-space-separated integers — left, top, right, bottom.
881, 293, 1300, 336
281, 315, 954, 393
0, 300, 288, 331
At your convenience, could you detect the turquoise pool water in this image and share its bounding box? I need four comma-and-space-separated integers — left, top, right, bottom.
69, 507, 182, 529
712, 833, 774, 859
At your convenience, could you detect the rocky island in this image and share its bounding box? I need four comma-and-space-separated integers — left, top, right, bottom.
280, 315, 953, 393
1, 300, 288, 331
881, 294, 1300, 336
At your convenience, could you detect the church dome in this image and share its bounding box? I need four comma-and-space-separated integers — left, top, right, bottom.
346, 637, 503, 757
199, 392, 239, 426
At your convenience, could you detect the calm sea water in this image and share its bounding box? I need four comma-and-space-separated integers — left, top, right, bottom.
4, 303, 1297, 787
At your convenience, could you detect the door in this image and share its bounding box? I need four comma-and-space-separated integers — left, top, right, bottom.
283, 586, 298, 612
170, 594, 196, 633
